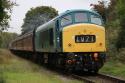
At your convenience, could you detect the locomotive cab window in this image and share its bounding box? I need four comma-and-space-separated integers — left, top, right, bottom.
90, 14, 102, 25
75, 12, 88, 23
60, 14, 72, 27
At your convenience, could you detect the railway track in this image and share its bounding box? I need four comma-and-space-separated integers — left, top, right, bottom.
44, 66, 125, 83
70, 73, 125, 83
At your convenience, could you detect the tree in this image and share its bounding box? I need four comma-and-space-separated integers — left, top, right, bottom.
0, 0, 15, 31
0, 32, 18, 48
90, 0, 108, 22
116, 0, 125, 50
21, 6, 58, 34
107, 0, 117, 21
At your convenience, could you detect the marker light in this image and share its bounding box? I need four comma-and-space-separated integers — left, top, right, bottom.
94, 53, 98, 57
67, 60, 72, 64
93, 53, 98, 61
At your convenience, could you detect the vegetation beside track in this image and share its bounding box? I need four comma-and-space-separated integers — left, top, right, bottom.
0, 49, 82, 83
100, 60, 125, 79
92, 0, 125, 79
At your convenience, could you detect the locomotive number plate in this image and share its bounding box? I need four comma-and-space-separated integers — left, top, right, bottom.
75, 35, 96, 43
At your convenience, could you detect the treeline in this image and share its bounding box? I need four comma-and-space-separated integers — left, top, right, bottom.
0, 32, 18, 48
91, 0, 125, 62
0, 0, 16, 31
21, 6, 58, 34
0, 0, 17, 48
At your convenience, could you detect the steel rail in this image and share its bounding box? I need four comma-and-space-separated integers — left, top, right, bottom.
97, 73, 125, 83
68, 73, 125, 83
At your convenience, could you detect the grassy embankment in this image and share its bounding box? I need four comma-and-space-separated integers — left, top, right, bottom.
0, 49, 125, 83
0, 49, 82, 83
100, 60, 125, 79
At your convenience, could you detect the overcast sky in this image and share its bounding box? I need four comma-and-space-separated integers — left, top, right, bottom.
8, 0, 109, 34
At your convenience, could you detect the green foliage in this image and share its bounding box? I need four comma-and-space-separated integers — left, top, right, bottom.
22, 6, 58, 34
91, 0, 118, 23
107, 0, 117, 21
116, 0, 125, 50
100, 61, 125, 79
104, 0, 125, 63
0, 49, 82, 83
0, 0, 15, 31
91, 0, 125, 63
0, 32, 18, 48
90, 0, 108, 22
117, 0, 125, 19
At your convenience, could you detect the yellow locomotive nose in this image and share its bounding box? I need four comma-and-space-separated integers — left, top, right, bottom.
62, 23, 106, 52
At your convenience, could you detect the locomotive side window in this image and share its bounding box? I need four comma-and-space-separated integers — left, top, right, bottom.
61, 14, 72, 27
75, 13, 88, 23
90, 14, 102, 25
49, 28, 53, 46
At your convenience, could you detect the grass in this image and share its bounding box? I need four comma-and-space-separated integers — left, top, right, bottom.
100, 60, 125, 79
1, 49, 125, 83
0, 49, 82, 83
5, 72, 61, 83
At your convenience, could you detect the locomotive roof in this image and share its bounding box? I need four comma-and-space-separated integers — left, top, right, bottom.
36, 9, 101, 32
57, 9, 100, 18
49, 9, 100, 21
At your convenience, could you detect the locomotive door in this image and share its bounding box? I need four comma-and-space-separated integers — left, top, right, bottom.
56, 20, 61, 52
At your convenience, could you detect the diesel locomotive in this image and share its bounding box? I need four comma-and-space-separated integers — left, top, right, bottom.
10, 9, 106, 73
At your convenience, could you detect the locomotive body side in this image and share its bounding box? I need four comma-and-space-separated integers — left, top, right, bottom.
35, 20, 57, 52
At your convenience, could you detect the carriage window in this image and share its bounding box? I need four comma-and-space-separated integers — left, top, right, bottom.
75, 13, 88, 22
90, 14, 102, 25
61, 15, 72, 26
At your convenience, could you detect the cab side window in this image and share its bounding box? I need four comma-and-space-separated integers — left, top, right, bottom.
90, 14, 102, 25
60, 14, 72, 27
49, 28, 53, 46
